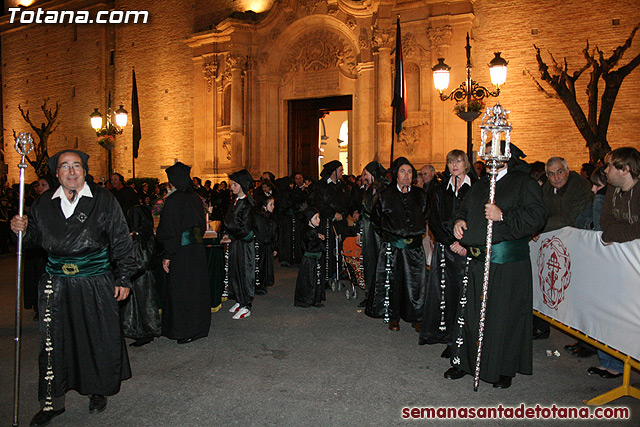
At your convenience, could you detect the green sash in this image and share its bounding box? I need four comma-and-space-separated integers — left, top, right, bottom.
304, 251, 322, 259
384, 233, 422, 250
468, 237, 530, 264
46, 247, 111, 277
241, 230, 255, 241
181, 227, 204, 246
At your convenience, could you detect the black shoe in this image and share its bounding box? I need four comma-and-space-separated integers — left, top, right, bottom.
417, 337, 428, 346
357, 299, 367, 308
313, 303, 325, 307
493, 375, 512, 389
573, 346, 596, 358
600, 370, 622, 379
89, 395, 107, 413
440, 345, 452, 359
564, 341, 581, 351
444, 367, 467, 380
533, 328, 550, 340
587, 366, 607, 376
30, 408, 65, 426
130, 337, 153, 347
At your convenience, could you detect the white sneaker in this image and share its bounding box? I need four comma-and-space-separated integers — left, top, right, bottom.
232, 307, 251, 319
228, 303, 240, 313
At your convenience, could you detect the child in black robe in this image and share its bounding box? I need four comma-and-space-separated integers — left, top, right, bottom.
252, 196, 279, 294
294, 207, 326, 307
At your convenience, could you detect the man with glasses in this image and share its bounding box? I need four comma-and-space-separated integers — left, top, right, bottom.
535, 156, 592, 344
11, 149, 135, 426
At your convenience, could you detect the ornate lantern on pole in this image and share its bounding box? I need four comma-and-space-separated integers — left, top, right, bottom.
90, 92, 127, 175
472, 102, 512, 392
432, 33, 508, 163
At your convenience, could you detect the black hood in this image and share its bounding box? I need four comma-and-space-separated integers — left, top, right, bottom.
229, 169, 254, 194
364, 160, 389, 186
320, 160, 342, 179
390, 157, 416, 184
166, 162, 193, 193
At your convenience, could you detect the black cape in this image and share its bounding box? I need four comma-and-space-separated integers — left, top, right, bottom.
223, 196, 256, 308
156, 190, 211, 340
253, 210, 279, 293
294, 225, 325, 306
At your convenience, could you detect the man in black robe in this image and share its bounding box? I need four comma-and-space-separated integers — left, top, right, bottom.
156, 162, 211, 344
444, 147, 547, 389
368, 157, 429, 331
313, 160, 350, 288
11, 150, 135, 426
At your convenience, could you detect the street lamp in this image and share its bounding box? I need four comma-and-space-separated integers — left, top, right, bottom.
90, 92, 127, 175
432, 33, 508, 163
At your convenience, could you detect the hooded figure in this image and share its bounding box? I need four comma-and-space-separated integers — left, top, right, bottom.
364, 161, 389, 187
320, 160, 342, 180
223, 169, 257, 319
156, 161, 210, 343
294, 206, 325, 307
166, 162, 194, 193
229, 169, 254, 196
366, 157, 430, 331
314, 160, 351, 288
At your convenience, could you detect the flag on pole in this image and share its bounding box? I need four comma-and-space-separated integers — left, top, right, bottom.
131, 68, 141, 159
391, 17, 406, 135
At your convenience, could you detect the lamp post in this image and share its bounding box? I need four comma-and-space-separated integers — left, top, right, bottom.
90, 92, 127, 175
432, 33, 508, 164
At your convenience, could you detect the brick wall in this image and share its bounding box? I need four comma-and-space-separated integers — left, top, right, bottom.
472, 0, 640, 170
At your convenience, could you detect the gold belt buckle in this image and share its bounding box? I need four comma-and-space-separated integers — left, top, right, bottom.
469, 247, 481, 257
61, 263, 79, 275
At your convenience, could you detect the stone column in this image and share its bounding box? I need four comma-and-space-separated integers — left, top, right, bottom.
427, 24, 453, 166
227, 54, 247, 170
372, 29, 393, 166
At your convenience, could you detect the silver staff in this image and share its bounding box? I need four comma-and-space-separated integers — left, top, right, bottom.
473, 103, 511, 392
13, 132, 34, 427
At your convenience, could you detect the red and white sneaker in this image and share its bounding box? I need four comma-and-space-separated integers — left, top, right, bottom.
232, 307, 251, 319
228, 303, 240, 313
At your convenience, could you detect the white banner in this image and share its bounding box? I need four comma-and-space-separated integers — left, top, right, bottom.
530, 227, 640, 361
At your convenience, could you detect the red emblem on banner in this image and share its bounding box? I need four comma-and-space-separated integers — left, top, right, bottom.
537, 237, 572, 310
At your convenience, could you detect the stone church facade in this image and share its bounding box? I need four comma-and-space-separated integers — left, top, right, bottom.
1, 0, 639, 183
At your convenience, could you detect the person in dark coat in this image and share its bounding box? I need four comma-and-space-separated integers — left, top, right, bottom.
313, 160, 350, 288
445, 145, 547, 389
277, 175, 308, 266
368, 157, 429, 332
294, 207, 326, 307
10, 150, 135, 425
252, 196, 279, 294
121, 199, 161, 347
156, 162, 211, 344
359, 161, 388, 309
418, 150, 476, 358
223, 169, 256, 319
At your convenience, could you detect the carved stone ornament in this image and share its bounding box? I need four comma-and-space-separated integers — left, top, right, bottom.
397, 126, 420, 154
226, 54, 248, 70
300, 0, 323, 15
327, 5, 338, 16
345, 16, 357, 31
427, 25, 453, 58
371, 25, 393, 50
221, 136, 232, 160
280, 29, 357, 80
359, 28, 369, 50
403, 32, 428, 59
271, 29, 281, 42
259, 52, 269, 65
202, 60, 218, 93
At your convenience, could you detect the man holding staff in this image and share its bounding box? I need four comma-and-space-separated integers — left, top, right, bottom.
11, 149, 135, 426
444, 146, 547, 389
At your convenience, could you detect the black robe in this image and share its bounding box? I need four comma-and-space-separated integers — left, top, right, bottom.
452, 169, 547, 383
156, 190, 211, 341
23, 183, 135, 400
121, 205, 161, 340
253, 210, 279, 293
367, 185, 429, 323
420, 176, 473, 345
360, 184, 384, 304
224, 196, 256, 308
278, 186, 308, 265
294, 225, 325, 306
314, 178, 350, 285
